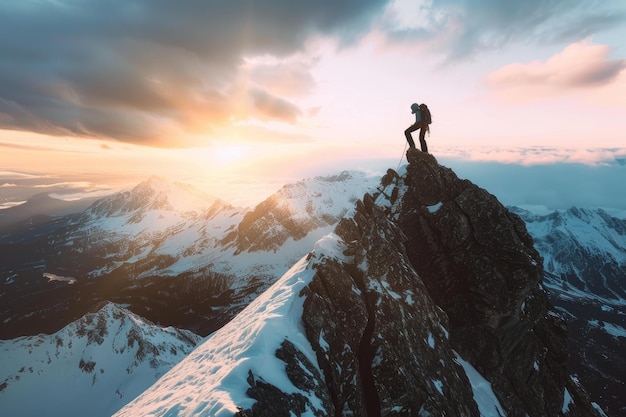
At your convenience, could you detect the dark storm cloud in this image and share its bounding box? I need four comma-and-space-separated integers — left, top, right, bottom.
0, 0, 388, 146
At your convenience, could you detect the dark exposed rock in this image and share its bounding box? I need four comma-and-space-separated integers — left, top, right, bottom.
234, 341, 331, 417
301, 191, 479, 417
222, 191, 322, 253
510, 205, 626, 415
395, 149, 602, 417
235, 185, 480, 416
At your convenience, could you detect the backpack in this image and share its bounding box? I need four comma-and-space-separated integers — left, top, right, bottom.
419, 104, 432, 124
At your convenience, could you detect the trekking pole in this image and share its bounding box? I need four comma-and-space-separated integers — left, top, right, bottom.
374, 140, 407, 205
396, 141, 407, 172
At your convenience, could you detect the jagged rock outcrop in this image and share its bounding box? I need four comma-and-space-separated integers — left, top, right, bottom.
298, 193, 479, 416
391, 149, 602, 417
232, 173, 481, 417
235, 149, 603, 417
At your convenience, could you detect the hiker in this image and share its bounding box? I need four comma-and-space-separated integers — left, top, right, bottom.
404, 102, 430, 153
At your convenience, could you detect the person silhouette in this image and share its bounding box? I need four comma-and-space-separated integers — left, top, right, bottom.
404, 102, 429, 153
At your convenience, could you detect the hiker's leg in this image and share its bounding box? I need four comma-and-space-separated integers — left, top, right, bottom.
404, 124, 418, 148
419, 124, 428, 153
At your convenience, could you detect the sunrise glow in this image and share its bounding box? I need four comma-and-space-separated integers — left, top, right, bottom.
0, 1, 625, 207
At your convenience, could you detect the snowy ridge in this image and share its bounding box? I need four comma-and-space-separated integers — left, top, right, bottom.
115, 231, 510, 417
77, 176, 244, 276
115, 234, 348, 417
222, 170, 380, 253
87, 175, 226, 217
64, 171, 380, 282
520, 207, 626, 265
513, 206, 626, 303
0, 302, 202, 417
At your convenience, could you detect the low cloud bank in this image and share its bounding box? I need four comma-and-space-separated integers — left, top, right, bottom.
441, 157, 626, 214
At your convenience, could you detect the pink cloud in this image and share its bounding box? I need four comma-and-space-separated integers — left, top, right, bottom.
485, 40, 626, 102
438, 145, 626, 166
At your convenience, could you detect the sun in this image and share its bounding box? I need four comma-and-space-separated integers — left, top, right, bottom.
215, 145, 247, 164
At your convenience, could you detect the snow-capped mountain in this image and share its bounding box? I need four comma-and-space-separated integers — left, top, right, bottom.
0, 302, 201, 417
512, 206, 626, 301
221, 171, 368, 253
1, 162, 623, 415
71, 175, 244, 278
116, 150, 604, 417
511, 206, 626, 415
0, 171, 381, 340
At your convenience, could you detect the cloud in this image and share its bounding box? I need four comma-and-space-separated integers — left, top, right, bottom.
382, 0, 626, 61
438, 146, 626, 211
247, 59, 317, 99
0, 0, 388, 147
0, 201, 26, 210
0, 170, 48, 179
437, 145, 626, 166
485, 40, 626, 102
249, 89, 302, 123
451, 160, 626, 211
33, 181, 95, 189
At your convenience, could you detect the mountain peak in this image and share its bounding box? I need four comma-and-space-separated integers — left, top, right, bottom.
0, 302, 201, 417
87, 176, 225, 219
314, 170, 353, 183
221, 170, 380, 253
392, 149, 602, 415
116, 149, 603, 416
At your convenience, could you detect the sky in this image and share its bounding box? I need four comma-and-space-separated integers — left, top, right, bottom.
1, 0, 625, 209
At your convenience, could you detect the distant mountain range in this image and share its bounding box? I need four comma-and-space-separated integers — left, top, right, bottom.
1, 162, 624, 416
0, 172, 379, 340
0, 192, 98, 234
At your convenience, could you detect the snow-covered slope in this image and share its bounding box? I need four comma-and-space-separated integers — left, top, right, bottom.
74, 175, 245, 278
511, 206, 626, 415
0, 302, 202, 417
513, 206, 626, 301
116, 232, 507, 417
115, 248, 321, 417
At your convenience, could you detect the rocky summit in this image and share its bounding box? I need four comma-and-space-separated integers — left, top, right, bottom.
392, 150, 602, 416
235, 149, 602, 417
117, 149, 605, 417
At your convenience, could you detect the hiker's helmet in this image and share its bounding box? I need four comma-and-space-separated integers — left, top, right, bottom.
410, 103, 419, 114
